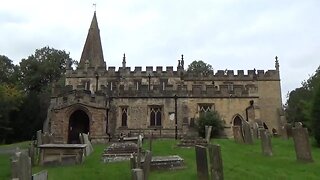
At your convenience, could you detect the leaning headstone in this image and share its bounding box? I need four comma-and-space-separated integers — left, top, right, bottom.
11, 151, 32, 180
143, 150, 152, 180
208, 144, 224, 180
32, 170, 48, 180
242, 121, 253, 144
82, 133, 94, 156
292, 127, 313, 162
259, 129, 273, 156
232, 126, 244, 144
195, 145, 209, 180
252, 123, 259, 139
205, 126, 212, 143
131, 168, 144, 180
37, 130, 42, 145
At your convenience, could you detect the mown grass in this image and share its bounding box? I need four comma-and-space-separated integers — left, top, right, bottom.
1, 138, 320, 180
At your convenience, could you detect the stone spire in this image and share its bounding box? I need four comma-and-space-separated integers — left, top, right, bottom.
122, 53, 126, 68
275, 56, 279, 71
79, 12, 106, 69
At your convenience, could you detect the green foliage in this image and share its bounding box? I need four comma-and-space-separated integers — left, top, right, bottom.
285, 66, 320, 132
187, 60, 213, 75
19, 46, 73, 92
197, 111, 224, 138
312, 85, 320, 146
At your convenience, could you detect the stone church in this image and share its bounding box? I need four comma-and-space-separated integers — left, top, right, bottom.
45, 12, 284, 143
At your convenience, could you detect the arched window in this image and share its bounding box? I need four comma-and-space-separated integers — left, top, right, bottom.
150, 106, 162, 126
233, 115, 243, 126
121, 107, 128, 127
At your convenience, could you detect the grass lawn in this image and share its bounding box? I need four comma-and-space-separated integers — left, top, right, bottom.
1, 138, 320, 180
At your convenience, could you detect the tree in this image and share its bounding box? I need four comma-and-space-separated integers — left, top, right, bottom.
0, 55, 19, 84
19, 46, 74, 93
312, 84, 320, 146
187, 60, 213, 75
197, 111, 224, 138
0, 85, 24, 143
285, 66, 320, 131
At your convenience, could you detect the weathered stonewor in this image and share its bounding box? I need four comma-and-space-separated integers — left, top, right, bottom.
32, 170, 48, 180
205, 126, 213, 143
259, 129, 273, 156
37, 130, 43, 145
195, 145, 209, 180
294, 122, 303, 128
242, 121, 253, 144
141, 155, 184, 170
81, 133, 94, 156
11, 151, 32, 180
143, 150, 152, 180
208, 144, 224, 180
131, 168, 144, 180
292, 127, 313, 162
28, 141, 36, 166
232, 126, 244, 144
42, 132, 54, 144
102, 142, 138, 163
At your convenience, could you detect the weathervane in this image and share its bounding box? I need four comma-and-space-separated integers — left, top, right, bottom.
93, 3, 97, 12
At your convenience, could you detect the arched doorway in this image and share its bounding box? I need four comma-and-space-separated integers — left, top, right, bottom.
233, 115, 243, 126
68, 110, 90, 144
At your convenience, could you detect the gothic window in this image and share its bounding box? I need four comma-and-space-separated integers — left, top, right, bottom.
121, 107, 128, 127
198, 104, 214, 114
150, 106, 162, 126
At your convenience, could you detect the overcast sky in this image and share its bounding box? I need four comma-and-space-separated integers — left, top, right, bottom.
1, 0, 319, 103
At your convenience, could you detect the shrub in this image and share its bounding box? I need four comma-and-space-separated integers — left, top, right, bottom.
197, 111, 224, 138
311, 84, 320, 146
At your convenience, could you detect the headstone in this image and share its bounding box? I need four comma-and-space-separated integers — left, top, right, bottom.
11, 151, 32, 180
292, 127, 313, 162
82, 133, 94, 156
242, 121, 253, 144
37, 130, 42, 145
195, 145, 209, 180
79, 133, 84, 144
208, 144, 224, 180
285, 123, 293, 138
259, 129, 273, 156
131, 168, 144, 180
143, 150, 152, 180
205, 126, 212, 143
28, 141, 36, 166
32, 170, 48, 180
281, 125, 288, 140
137, 136, 142, 168
232, 126, 244, 144
295, 122, 303, 128
130, 154, 137, 169
252, 123, 259, 139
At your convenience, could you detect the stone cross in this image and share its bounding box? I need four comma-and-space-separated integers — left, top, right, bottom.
292, 127, 313, 162
208, 144, 224, 180
259, 129, 273, 156
195, 145, 209, 180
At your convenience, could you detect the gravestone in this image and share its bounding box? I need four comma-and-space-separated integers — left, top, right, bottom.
195, 145, 209, 180
292, 127, 313, 162
32, 170, 48, 180
130, 154, 137, 169
81, 133, 94, 156
252, 123, 259, 139
149, 131, 153, 151
285, 123, 293, 138
208, 144, 223, 180
102, 142, 138, 163
205, 126, 212, 143
37, 130, 42, 145
259, 129, 273, 156
232, 126, 244, 144
242, 121, 253, 144
11, 151, 32, 180
28, 141, 36, 166
295, 122, 303, 128
131, 168, 144, 180
143, 150, 152, 180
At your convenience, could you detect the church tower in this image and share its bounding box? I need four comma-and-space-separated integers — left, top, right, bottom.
78, 12, 106, 69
